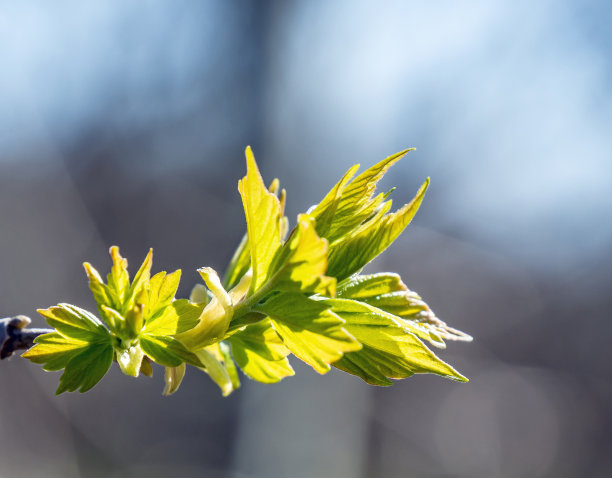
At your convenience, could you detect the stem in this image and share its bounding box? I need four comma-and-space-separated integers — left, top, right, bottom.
232, 284, 272, 319
227, 259, 299, 333
231, 259, 291, 320
0, 316, 52, 359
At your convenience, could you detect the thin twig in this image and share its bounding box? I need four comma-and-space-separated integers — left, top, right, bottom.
0, 316, 52, 359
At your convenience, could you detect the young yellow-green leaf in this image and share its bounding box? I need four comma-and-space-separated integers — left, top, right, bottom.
326, 297, 445, 349
83, 262, 119, 318
55, 342, 114, 394
99, 305, 124, 332
326, 179, 429, 280
38, 304, 110, 342
140, 334, 202, 368
337, 272, 406, 299
335, 347, 400, 386
143, 299, 203, 336
107, 246, 130, 305
238, 147, 282, 294
337, 272, 447, 346
311, 150, 413, 242
325, 298, 467, 384
228, 319, 294, 383
124, 248, 153, 311
219, 342, 241, 390
85, 248, 179, 335
116, 344, 145, 377
364, 290, 428, 318
309, 164, 360, 238
228, 269, 252, 304
338, 273, 472, 344
144, 270, 183, 322
223, 232, 251, 290
190, 283, 211, 304
25, 307, 114, 394
22, 332, 89, 372
224, 178, 285, 290
255, 293, 361, 374
267, 214, 336, 296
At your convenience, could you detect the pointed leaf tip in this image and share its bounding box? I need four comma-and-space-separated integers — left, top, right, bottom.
245, 146, 257, 170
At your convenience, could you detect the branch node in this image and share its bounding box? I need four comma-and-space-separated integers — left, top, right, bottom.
0, 316, 52, 359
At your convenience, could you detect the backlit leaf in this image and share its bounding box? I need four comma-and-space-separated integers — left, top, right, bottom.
55, 342, 113, 394
229, 319, 294, 383
325, 298, 467, 384
238, 146, 282, 294
125, 248, 153, 311
267, 214, 336, 296
107, 246, 130, 306
338, 273, 472, 344
116, 344, 145, 377
224, 178, 286, 290
195, 345, 236, 396
143, 299, 202, 336
83, 262, 118, 319
177, 268, 233, 350
326, 179, 429, 280
22, 332, 88, 372
256, 293, 361, 374
311, 150, 412, 242
223, 232, 251, 290
337, 272, 406, 299
140, 334, 202, 368
37, 304, 109, 342
145, 270, 182, 320
219, 341, 241, 390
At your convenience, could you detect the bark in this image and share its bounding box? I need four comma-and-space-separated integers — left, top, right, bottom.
0, 316, 52, 359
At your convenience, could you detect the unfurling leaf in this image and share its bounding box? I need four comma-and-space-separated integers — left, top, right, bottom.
326, 179, 429, 280
177, 268, 233, 350
163, 363, 186, 396
195, 343, 240, 396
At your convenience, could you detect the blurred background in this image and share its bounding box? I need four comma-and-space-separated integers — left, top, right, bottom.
0, 1, 611, 477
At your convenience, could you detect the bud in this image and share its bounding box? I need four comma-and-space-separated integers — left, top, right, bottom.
163, 363, 186, 396
116, 344, 144, 377
140, 356, 154, 378
189, 283, 210, 305
125, 303, 144, 340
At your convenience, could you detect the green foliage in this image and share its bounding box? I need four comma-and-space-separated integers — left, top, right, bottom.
255, 293, 361, 374
228, 319, 294, 383
23, 146, 471, 396
23, 306, 113, 393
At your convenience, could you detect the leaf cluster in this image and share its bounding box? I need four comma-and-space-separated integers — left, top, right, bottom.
24, 147, 471, 395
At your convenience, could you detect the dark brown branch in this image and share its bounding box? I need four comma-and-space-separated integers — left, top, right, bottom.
0, 316, 53, 359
